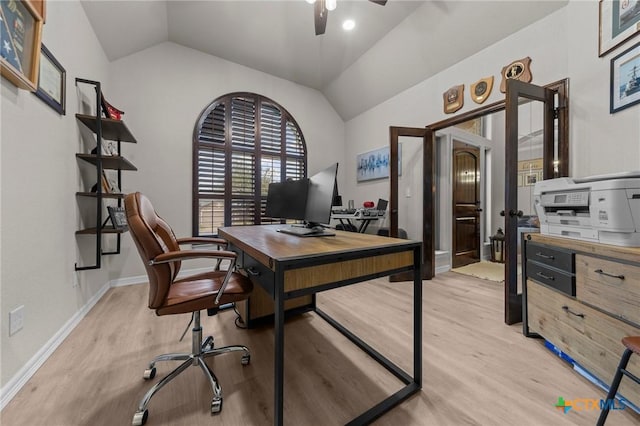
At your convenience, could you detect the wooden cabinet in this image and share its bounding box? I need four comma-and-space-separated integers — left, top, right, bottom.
75, 79, 137, 270
523, 234, 640, 409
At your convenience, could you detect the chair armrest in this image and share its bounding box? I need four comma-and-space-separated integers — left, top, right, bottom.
150, 250, 237, 265
151, 249, 239, 306
176, 237, 228, 247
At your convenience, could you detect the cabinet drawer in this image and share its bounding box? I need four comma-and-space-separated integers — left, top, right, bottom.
528, 281, 640, 407
527, 260, 575, 296
526, 241, 574, 272
576, 254, 640, 326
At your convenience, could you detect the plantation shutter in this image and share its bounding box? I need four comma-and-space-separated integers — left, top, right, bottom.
193, 93, 307, 236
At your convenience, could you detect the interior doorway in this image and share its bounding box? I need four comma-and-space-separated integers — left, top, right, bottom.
452, 141, 481, 268
389, 78, 569, 325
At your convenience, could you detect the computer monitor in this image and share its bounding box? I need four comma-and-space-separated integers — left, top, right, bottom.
304, 163, 339, 227
265, 178, 308, 220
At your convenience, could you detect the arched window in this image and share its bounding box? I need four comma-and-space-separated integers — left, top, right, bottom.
193, 92, 307, 236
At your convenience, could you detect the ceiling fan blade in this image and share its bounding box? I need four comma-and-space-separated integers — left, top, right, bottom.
314, 1, 328, 35
369, 0, 388, 5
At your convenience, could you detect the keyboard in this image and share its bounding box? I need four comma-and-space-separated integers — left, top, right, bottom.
277, 226, 335, 237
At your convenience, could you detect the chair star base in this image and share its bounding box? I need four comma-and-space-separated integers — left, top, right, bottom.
131, 311, 250, 426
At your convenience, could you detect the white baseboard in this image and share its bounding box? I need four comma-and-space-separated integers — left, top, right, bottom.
110, 267, 212, 287
0, 266, 212, 410
0, 280, 110, 410
435, 265, 451, 275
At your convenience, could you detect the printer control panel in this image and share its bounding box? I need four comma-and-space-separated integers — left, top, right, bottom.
541, 191, 589, 207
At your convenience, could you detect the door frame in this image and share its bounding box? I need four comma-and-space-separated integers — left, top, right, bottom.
389, 126, 432, 280
388, 78, 569, 314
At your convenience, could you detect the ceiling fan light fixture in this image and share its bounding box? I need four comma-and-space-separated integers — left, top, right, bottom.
342, 19, 355, 31
305, 0, 316, 4
326, 0, 337, 11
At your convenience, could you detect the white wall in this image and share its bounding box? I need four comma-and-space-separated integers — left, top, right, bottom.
567, 1, 640, 176
107, 42, 345, 278
342, 1, 640, 244
1, 0, 111, 388
3, 0, 640, 408
342, 7, 569, 240
0, 6, 343, 395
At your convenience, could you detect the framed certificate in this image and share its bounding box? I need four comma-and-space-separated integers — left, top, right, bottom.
0, 0, 44, 91
34, 44, 65, 114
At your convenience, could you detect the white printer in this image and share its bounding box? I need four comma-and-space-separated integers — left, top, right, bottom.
534, 171, 640, 246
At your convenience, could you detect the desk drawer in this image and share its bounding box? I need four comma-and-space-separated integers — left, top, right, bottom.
576, 254, 640, 326
241, 252, 275, 297
525, 241, 574, 272
526, 260, 575, 296
528, 281, 640, 407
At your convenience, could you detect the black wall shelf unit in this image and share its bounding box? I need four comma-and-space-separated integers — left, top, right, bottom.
75, 78, 137, 271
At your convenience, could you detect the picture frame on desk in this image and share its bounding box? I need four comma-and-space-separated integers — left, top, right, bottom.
34, 44, 65, 115
107, 206, 128, 230
610, 40, 640, 113
599, 0, 640, 57
0, 0, 44, 91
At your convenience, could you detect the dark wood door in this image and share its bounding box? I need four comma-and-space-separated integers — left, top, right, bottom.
452, 141, 481, 268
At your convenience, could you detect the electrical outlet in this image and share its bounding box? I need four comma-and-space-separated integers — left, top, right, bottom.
9, 305, 24, 336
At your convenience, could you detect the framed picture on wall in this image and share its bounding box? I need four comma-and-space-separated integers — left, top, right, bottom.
600, 0, 640, 57
524, 172, 538, 186
0, 0, 44, 91
356, 144, 402, 182
34, 44, 66, 115
610, 40, 640, 113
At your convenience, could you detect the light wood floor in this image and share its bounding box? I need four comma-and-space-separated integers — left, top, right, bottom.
2, 272, 639, 425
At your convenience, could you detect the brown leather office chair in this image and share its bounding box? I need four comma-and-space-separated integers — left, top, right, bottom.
124, 192, 253, 426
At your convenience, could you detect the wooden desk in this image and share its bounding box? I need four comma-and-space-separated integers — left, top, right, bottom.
218, 224, 422, 426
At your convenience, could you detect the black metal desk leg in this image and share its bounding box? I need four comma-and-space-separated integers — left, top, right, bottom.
413, 246, 423, 387
274, 268, 285, 426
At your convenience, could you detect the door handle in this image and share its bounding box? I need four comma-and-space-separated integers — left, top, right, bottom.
500, 210, 505, 217
509, 209, 523, 217
476, 208, 483, 212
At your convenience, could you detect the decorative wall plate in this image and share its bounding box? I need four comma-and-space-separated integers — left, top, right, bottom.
500, 57, 532, 92
443, 84, 464, 114
470, 76, 494, 104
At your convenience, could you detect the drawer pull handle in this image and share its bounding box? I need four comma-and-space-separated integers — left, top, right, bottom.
562, 305, 585, 318
536, 271, 555, 281
535, 252, 555, 260
245, 267, 260, 277
594, 269, 625, 280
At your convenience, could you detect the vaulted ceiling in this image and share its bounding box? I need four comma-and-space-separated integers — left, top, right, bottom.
81, 1, 568, 120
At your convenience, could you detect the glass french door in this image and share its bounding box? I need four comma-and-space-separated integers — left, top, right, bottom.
503, 79, 564, 325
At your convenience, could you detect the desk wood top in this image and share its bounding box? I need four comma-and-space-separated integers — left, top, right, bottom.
219, 225, 419, 269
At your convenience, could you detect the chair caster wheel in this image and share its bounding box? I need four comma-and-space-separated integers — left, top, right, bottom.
143, 367, 156, 380
211, 398, 223, 414
241, 354, 250, 365
132, 409, 148, 426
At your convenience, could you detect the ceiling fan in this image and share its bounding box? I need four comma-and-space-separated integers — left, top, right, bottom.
309, 0, 388, 36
